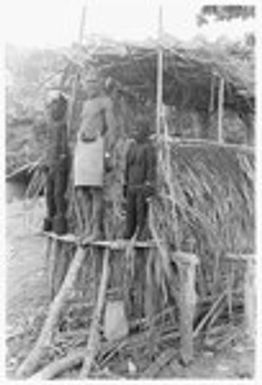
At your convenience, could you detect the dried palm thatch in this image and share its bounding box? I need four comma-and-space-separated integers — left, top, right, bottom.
150, 138, 254, 297
66, 36, 254, 116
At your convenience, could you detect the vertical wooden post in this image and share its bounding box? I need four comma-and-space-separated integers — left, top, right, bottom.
48, 239, 56, 300
156, 5, 163, 136
78, 3, 87, 43
80, 248, 110, 378
176, 253, 199, 365
67, 3, 87, 141
145, 249, 156, 358
226, 262, 234, 320
244, 256, 256, 341
217, 76, 225, 143
209, 74, 215, 113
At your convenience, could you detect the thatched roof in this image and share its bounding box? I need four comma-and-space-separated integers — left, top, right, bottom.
70, 36, 254, 115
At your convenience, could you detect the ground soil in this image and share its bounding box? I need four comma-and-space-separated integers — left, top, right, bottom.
5, 199, 256, 379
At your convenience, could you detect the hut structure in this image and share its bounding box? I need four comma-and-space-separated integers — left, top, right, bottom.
15, 35, 255, 379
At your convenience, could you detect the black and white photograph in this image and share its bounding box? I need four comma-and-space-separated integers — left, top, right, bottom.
3, 0, 261, 380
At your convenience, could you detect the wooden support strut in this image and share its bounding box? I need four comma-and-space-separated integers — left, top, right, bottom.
244, 256, 256, 341
218, 76, 225, 143
16, 246, 87, 378
80, 248, 110, 378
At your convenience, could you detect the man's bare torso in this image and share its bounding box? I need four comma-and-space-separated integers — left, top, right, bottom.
78, 96, 114, 142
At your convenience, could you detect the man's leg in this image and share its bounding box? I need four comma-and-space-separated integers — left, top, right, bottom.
53, 158, 68, 235
123, 188, 137, 239
43, 171, 55, 231
75, 187, 92, 237
89, 187, 103, 240
136, 189, 148, 240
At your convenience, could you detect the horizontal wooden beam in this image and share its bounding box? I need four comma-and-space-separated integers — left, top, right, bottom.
43, 232, 156, 249
157, 135, 255, 154
225, 253, 256, 263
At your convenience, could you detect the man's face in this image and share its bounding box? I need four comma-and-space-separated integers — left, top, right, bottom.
133, 126, 149, 143
48, 97, 67, 121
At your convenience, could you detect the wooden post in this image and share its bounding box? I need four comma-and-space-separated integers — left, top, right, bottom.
156, 5, 163, 136
145, 249, 158, 359
67, 3, 87, 141
45, 238, 54, 300
78, 3, 87, 43
244, 256, 256, 341
48, 239, 56, 300
80, 248, 110, 378
175, 252, 199, 365
226, 253, 256, 341
209, 74, 215, 113
217, 76, 225, 143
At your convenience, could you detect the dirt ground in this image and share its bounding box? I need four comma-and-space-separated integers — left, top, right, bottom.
5, 199, 256, 379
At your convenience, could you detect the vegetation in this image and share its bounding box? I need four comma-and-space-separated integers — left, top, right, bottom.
197, 5, 255, 26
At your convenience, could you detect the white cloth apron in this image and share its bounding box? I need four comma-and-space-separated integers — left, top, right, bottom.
74, 136, 104, 187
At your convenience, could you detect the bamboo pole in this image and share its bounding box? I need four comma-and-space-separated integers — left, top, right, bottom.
48, 239, 57, 300
193, 290, 227, 338
157, 136, 254, 153
67, 4, 87, 142
30, 348, 85, 380
217, 76, 225, 143
79, 248, 110, 378
209, 74, 215, 113
78, 3, 87, 43
244, 256, 256, 340
156, 5, 163, 136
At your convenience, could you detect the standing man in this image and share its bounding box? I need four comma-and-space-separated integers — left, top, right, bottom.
43, 91, 69, 235
74, 73, 117, 240
123, 116, 157, 240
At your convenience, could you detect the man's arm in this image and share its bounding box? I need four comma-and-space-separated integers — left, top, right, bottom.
103, 97, 117, 151
123, 140, 136, 196
77, 102, 92, 141
146, 143, 157, 185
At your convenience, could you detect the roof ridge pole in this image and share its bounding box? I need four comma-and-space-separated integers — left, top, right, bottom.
218, 76, 225, 143
67, 2, 87, 144
78, 2, 87, 44
156, 5, 164, 137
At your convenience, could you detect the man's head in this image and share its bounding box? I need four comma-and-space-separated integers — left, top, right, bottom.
132, 116, 151, 143
82, 70, 103, 99
104, 77, 116, 94
46, 91, 68, 121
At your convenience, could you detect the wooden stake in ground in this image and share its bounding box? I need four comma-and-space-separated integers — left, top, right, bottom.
217, 76, 225, 143
16, 246, 87, 378
176, 252, 198, 365
244, 255, 256, 341
79, 248, 110, 378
